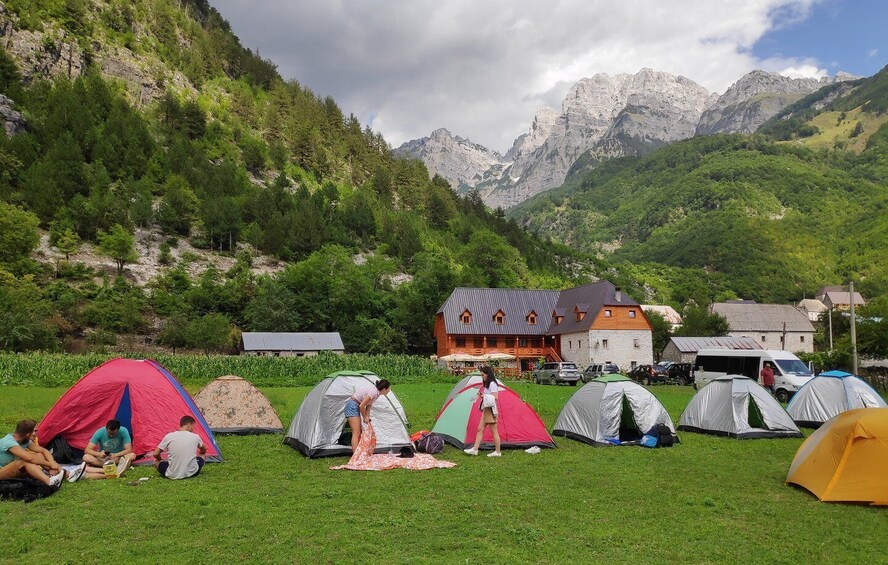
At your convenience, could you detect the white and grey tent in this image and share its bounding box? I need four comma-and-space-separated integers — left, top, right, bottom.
194, 375, 284, 434
678, 375, 803, 439
786, 370, 887, 428
552, 375, 676, 445
284, 370, 411, 457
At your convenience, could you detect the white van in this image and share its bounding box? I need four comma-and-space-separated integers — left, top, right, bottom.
694, 349, 813, 402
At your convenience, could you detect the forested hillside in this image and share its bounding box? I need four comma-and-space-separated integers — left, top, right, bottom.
0, 0, 578, 353
511, 66, 888, 305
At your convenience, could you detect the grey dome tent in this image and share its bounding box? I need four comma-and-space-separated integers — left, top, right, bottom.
284, 371, 411, 457
553, 375, 676, 446
786, 370, 887, 428
678, 375, 802, 439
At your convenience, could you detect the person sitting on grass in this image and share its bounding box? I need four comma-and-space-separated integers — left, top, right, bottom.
0, 419, 78, 488
153, 416, 207, 480
345, 379, 392, 452
82, 419, 137, 480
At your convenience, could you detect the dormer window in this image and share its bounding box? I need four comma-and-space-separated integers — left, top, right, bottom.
575, 311, 585, 322
493, 309, 505, 325
461, 309, 472, 324
555, 316, 564, 325
526, 310, 538, 325
574, 305, 587, 322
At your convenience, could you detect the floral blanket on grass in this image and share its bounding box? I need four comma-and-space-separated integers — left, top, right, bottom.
331, 423, 456, 471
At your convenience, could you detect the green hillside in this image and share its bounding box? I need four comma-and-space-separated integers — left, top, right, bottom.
0, 0, 578, 353
512, 112, 888, 303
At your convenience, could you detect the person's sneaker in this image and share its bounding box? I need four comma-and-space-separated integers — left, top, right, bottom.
67, 462, 87, 483
49, 470, 66, 488
487, 451, 502, 457
115, 457, 129, 477
463, 447, 479, 456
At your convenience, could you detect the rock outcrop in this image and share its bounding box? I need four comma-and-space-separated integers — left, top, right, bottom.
393, 128, 507, 191
696, 70, 857, 135
0, 93, 25, 136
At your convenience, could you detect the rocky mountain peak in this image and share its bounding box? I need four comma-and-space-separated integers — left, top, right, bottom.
394, 127, 506, 190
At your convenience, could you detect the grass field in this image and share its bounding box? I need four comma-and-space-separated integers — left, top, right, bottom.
1, 382, 886, 564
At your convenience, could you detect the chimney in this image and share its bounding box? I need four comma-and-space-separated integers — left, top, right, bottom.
614, 287, 622, 302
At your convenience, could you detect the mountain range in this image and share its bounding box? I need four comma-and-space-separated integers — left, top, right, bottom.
396, 68, 855, 209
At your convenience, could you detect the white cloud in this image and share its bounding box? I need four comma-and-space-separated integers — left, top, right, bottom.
210, 0, 822, 153
869, 48, 879, 57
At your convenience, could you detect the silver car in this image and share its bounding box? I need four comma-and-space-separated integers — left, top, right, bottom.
533, 362, 581, 386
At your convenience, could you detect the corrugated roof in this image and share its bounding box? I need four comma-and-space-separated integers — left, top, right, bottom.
710, 303, 815, 333
438, 288, 559, 335
548, 281, 641, 335
824, 291, 866, 306
668, 336, 763, 353
241, 332, 345, 351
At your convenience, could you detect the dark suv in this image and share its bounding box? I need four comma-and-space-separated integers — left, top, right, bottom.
628, 364, 667, 385
665, 362, 695, 385
581, 363, 620, 383
533, 362, 581, 385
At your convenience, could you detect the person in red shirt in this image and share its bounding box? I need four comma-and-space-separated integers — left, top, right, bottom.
760, 362, 775, 395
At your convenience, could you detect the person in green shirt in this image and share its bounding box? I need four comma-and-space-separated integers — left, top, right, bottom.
82, 419, 136, 479
0, 419, 68, 488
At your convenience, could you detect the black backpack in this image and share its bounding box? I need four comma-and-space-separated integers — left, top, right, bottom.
656, 424, 676, 448
415, 433, 444, 454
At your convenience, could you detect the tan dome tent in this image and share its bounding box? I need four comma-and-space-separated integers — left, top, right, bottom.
194, 375, 284, 435
678, 375, 802, 439
553, 375, 677, 446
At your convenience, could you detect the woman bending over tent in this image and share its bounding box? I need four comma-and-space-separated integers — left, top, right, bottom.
345, 380, 392, 452
464, 367, 502, 457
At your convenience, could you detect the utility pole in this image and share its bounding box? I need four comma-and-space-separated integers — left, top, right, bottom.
850, 282, 858, 375
828, 306, 833, 351
782, 321, 787, 351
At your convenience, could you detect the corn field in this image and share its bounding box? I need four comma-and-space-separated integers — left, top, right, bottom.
0, 353, 452, 387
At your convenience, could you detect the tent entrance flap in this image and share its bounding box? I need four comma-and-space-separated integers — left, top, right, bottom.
748, 397, 767, 429
619, 394, 642, 441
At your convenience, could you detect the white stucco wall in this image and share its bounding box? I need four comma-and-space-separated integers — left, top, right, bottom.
561, 330, 653, 372
560, 332, 591, 366
730, 332, 814, 354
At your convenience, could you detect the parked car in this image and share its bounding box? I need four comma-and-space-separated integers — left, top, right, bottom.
581, 363, 621, 383
653, 361, 695, 385
533, 362, 581, 385
627, 364, 667, 385
665, 362, 695, 385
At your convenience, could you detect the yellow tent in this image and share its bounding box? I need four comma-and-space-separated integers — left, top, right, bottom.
786, 408, 888, 505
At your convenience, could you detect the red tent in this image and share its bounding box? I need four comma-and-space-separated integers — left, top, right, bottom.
39, 358, 222, 463
431, 383, 555, 450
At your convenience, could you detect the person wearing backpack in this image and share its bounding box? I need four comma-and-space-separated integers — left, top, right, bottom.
464, 367, 502, 457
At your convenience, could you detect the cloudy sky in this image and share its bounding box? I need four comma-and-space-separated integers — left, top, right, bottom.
210, 0, 887, 153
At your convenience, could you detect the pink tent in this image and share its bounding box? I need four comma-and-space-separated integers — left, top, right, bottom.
39, 358, 222, 463
432, 383, 555, 450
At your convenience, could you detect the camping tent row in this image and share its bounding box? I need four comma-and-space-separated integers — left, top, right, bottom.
786, 370, 886, 428
39, 358, 223, 464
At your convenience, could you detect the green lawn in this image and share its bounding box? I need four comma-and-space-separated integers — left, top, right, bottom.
1, 383, 886, 564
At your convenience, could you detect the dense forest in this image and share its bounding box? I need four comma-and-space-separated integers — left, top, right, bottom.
0, 0, 580, 353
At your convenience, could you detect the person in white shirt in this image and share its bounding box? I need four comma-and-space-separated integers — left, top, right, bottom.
464, 366, 502, 457
153, 416, 207, 480
344, 379, 391, 452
